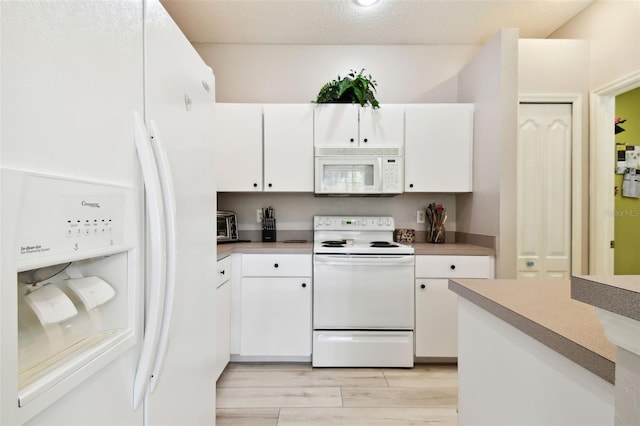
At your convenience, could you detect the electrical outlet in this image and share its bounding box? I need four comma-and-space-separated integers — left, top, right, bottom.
256, 208, 263, 223
416, 210, 426, 224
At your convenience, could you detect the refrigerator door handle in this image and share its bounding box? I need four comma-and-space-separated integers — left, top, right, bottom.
132, 112, 167, 410
147, 120, 177, 394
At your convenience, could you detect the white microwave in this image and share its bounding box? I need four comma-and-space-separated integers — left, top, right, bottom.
314, 147, 403, 195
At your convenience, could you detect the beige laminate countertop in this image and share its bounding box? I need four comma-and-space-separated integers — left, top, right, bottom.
216, 241, 313, 259
571, 275, 640, 321
216, 241, 495, 260
449, 278, 616, 384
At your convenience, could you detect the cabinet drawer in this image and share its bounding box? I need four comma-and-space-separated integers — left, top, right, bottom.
241, 254, 312, 277
217, 256, 232, 288
416, 255, 494, 278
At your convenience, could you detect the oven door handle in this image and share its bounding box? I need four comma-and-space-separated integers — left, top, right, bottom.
314, 254, 414, 266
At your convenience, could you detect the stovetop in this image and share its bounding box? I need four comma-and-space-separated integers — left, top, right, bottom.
313, 216, 414, 255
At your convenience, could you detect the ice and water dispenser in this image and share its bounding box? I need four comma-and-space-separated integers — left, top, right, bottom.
2, 170, 141, 411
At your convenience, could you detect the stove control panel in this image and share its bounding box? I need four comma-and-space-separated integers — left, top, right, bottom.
314, 216, 394, 231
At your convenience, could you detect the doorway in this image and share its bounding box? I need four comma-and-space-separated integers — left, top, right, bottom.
614, 87, 640, 274
590, 70, 640, 274
517, 103, 573, 278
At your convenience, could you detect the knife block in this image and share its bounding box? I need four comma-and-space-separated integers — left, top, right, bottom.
262, 218, 276, 242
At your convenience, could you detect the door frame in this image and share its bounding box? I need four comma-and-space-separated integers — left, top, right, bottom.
519, 94, 583, 275
590, 70, 640, 274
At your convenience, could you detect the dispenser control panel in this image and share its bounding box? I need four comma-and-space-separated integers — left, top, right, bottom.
9, 172, 136, 268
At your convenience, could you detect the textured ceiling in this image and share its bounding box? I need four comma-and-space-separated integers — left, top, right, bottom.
160, 0, 594, 45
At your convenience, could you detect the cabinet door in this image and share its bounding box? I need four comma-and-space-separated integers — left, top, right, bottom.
415, 279, 458, 357
213, 103, 263, 191
405, 104, 474, 192
263, 104, 314, 191
215, 278, 231, 380
313, 104, 359, 147
240, 277, 312, 357
359, 105, 405, 147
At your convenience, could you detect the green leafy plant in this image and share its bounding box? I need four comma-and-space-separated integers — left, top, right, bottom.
314, 69, 380, 108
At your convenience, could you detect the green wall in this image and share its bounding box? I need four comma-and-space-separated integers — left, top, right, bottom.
614, 87, 640, 274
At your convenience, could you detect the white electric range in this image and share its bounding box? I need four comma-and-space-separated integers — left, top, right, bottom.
312, 216, 415, 367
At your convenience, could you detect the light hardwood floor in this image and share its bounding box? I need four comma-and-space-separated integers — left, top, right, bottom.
216, 363, 458, 425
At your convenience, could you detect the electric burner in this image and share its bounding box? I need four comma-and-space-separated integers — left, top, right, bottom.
322, 239, 347, 248
370, 241, 399, 248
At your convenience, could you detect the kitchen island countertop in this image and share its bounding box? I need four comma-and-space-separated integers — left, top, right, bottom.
449, 278, 616, 383
571, 274, 640, 321
216, 241, 495, 260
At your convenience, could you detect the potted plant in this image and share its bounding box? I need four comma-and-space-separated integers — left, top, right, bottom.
314, 69, 380, 108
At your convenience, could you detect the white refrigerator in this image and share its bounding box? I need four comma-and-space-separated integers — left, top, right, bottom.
0, 1, 217, 425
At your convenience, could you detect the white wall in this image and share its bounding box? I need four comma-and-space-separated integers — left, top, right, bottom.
550, 0, 640, 90
195, 44, 480, 103
456, 29, 519, 278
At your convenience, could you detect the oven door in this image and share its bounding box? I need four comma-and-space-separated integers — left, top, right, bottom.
315, 156, 382, 195
313, 254, 415, 329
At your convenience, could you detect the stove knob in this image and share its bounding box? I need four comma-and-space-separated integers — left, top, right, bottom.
385, 218, 392, 226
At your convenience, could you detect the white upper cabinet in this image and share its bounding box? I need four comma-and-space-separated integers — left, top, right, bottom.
314, 104, 404, 147
213, 103, 263, 191
404, 104, 474, 192
263, 104, 314, 192
313, 104, 359, 146
359, 104, 405, 147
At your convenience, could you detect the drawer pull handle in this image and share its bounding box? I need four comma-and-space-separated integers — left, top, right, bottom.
274, 263, 279, 268
420, 284, 426, 289
220, 270, 225, 275
450, 265, 456, 270
253, 183, 258, 188
301, 283, 307, 288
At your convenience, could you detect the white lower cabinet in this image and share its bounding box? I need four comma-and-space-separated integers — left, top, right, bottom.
239, 254, 312, 359
415, 255, 494, 358
215, 256, 232, 380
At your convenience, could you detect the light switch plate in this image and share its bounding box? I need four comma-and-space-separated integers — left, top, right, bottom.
417, 210, 425, 224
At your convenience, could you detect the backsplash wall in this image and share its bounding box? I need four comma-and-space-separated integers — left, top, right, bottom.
218, 192, 456, 236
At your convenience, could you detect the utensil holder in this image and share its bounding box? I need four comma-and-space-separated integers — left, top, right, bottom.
428, 224, 445, 244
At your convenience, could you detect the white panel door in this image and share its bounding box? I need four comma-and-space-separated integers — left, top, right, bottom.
359, 105, 405, 147
263, 104, 314, 191
415, 279, 458, 357
240, 277, 312, 357
313, 104, 359, 147
213, 103, 263, 191
404, 104, 474, 192
517, 104, 572, 279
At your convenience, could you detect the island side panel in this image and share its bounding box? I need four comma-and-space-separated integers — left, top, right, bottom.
457, 298, 614, 425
